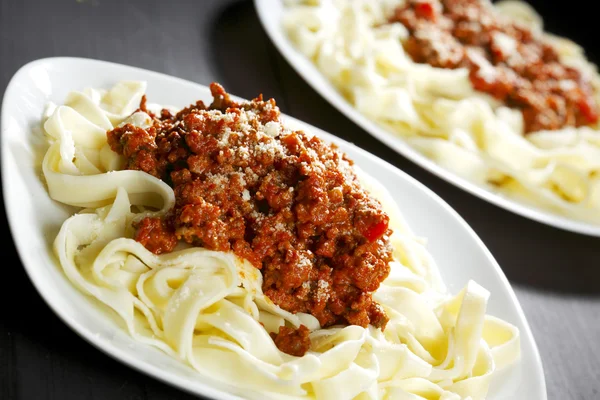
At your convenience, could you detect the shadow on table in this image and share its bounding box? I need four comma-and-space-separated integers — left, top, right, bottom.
209, 0, 600, 296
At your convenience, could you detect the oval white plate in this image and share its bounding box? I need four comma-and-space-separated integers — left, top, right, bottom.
254, 0, 600, 237
1, 57, 546, 400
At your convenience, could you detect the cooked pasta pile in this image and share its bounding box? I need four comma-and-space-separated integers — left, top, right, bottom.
42, 81, 519, 399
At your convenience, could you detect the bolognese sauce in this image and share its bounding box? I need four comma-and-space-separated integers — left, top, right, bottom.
107, 83, 392, 356
390, 0, 599, 133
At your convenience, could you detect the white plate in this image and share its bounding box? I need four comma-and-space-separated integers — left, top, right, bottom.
1, 57, 546, 400
254, 0, 600, 237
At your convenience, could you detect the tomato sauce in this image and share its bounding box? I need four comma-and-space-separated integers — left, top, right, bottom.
390, 0, 599, 133
107, 83, 393, 355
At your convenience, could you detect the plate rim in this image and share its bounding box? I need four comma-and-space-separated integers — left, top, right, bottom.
253, 0, 600, 238
1, 56, 547, 400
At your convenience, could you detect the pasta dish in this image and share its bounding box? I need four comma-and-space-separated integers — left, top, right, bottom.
42, 81, 519, 399
283, 0, 600, 224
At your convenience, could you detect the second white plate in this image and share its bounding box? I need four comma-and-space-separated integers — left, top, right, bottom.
254, 0, 600, 237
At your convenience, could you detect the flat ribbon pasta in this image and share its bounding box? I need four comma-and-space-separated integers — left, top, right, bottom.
42, 82, 520, 399
284, 0, 600, 224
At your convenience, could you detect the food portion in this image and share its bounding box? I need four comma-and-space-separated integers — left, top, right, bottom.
108, 83, 392, 341
391, 0, 598, 133
42, 81, 520, 399
283, 0, 600, 224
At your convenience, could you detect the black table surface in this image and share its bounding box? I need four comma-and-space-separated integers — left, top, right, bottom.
1, 0, 599, 399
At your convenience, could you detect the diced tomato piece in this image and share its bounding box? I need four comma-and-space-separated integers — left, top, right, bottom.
362, 220, 388, 242
415, 2, 437, 21
578, 96, 599, 124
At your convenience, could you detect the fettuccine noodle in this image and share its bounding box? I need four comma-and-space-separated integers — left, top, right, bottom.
282, 0, 600, 224
42, 81, 519, 399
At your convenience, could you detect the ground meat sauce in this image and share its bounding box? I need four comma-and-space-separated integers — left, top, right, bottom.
271, 325, 311, 357
390, 0, 599, 133
107, 83, 392, 356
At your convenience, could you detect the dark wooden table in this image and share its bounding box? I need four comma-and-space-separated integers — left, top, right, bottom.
1, 0, 599, 399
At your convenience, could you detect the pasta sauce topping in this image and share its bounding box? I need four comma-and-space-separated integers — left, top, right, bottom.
390, 0, 599, 133
107, 84, 392, 355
